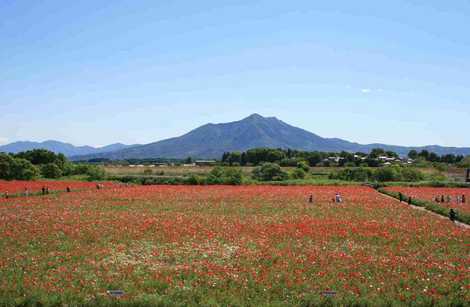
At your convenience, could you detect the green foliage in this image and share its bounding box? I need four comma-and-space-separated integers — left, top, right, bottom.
15, 149, 67, 167
40, 163, 63, 179
400, 167, 425, 182
330, 167, 373, 182
62, 162, 77, 176
330, 166, 425, 183
11, 158, 40, 180
374, 167, 400, 182
85, 165, 106, 181
296, 161, 310, 172
186, 174, 204, 185
252, 163, 288, 181
0, 153, 39, 180
207, 166, 243, 185
225, 147, 465, 168
408, 150, 418, 159
0, 153, 15, 180
290, 168, 306, 179
279, 158, 300, 167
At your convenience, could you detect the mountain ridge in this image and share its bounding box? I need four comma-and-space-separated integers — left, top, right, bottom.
69, 114, 470, 160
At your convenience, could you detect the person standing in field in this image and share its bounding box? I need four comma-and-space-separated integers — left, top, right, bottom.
462, 195, 466, 204
335, 192, 342, 204
399, 192, 404, 202
4, 191, 8, 199
308, 194, 314, 204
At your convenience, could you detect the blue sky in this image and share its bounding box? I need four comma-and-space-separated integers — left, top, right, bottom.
1, 0, 469, 147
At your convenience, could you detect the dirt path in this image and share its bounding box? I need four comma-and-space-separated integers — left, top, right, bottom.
379, 191, 470, 230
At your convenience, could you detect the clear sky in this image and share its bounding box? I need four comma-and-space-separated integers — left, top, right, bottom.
1, 0, 469, 147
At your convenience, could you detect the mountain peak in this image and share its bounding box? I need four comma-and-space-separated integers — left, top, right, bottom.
243, 113, 278, 121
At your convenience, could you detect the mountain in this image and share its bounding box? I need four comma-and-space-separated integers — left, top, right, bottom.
72, 114, 470, 160
0, 140, 136, 157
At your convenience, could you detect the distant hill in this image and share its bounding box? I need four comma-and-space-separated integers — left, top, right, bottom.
0, 140, 136, 157
72, 114, 470, 160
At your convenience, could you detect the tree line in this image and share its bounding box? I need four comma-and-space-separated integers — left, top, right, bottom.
407, 150, 464, 164
0, 149, 105, 181
221, 148, 467, 167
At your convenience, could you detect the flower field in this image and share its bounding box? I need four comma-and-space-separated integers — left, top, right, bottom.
0, 185, 469, 306
0, 180, 120, 196
384, 186, 470, 215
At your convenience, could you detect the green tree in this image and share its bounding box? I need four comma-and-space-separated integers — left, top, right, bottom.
252, 163, 288, 181
296, 161, 310, 172
0, 154, 39, 180
240, 152, 248, 166
228, 152, 242, 166
15, 149, 58, 165
307, 152, 322, 167
401, 167, 425, 182
40, 163, 63, 179
408, 150, 418, 160
369, 148, 386, 159
0, 153, 15, 180
207, 166, 243, 185
374, 167, 400, 182
11, 158, 39, 180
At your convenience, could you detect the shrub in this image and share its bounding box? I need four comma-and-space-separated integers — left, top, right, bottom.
252, 163, 288, 181
186, 174, 204, 185
143, 169, 153, 175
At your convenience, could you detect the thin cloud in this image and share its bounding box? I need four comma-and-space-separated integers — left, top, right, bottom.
361, 88, 372, 94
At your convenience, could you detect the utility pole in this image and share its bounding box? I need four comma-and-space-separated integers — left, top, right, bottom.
466, 168, 470, 183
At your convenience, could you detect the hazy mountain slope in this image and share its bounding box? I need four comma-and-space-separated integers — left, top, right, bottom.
0, 140, 136, 157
